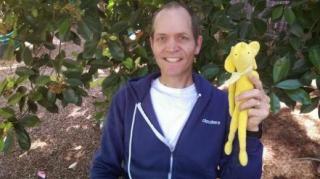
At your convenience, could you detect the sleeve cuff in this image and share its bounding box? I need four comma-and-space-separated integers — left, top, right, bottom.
247, 123, 263, 139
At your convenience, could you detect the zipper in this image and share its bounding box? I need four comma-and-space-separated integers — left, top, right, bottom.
168, 153, 173, 179
136, 93, 202, 179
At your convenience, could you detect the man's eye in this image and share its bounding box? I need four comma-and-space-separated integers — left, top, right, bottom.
179, 36, 189, 40
157, 37, 166, 41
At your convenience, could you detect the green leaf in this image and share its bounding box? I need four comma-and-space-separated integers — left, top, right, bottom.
14, 124, 31, 150
58, 18, 71, 40
47, 91, 56, 104
77, 20, 93, 40
73, 86, 88, 97
19, 96, 26, 112
0, 137, 3, 152
286, 89, 311, 105
20, 115, 40, 127
253, 18, 267, 35
35, 75, 51, 86
66, 78, 83, 87
53, 51, 65, 73
22, 47, 33, 66
289, 37, 301, 50
27, 100, 38, 113
136, 46, 149, 60
0, 107, 15, 118
275, 79, 303, 89
107, 41, 124, 61
270, 92, 280, 113
239, 21, 250, 39
31, 8, 38, 17
290, 23, 304, 37
133, 66, 148, 77
63, 88, 79, 104
272, 5, 283, 20
0, 79, 8, 95
308, 46, 320, 72
273, 56, 290, 83
15, 67, 35, 77
63, 70, 82, 79
122, 57, 134, 70
2, 128, 14, 153
284, 7, 295, 25
70, 31, 81, 46
83, 11, 102, 35
95, 111, 104, 123
83, 38, 98, 58
28, 90, 43, 101
15, 76, 28, 86
110, 21, 128, 33
300, 97, 319, 113
102, 74, 119, 89
300, 71, 317, 85
201, 64, 220, 80
8, 92, 24, 105
17, 86, 28, 94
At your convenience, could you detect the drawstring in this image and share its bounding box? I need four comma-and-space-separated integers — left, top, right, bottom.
128, 103, 138, 179
137, 103, 169, 146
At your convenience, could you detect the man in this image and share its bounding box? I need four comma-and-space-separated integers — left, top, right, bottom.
91, 1, 270, 178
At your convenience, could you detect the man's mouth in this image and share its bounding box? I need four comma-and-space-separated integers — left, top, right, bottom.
164, 57, 182, 63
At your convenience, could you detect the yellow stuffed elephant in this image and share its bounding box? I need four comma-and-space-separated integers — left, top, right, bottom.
223, 41, 260, 166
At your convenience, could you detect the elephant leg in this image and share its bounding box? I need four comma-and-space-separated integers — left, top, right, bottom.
238, 109, 248, 166
224, 103, 240, 155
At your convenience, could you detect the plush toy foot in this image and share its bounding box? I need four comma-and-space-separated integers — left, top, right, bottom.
224, 142, 232, 155
239, 150, 248, 166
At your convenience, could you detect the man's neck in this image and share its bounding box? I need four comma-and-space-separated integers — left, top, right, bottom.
159, 74, 193, 88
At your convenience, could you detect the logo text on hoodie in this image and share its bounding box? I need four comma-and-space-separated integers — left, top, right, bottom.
201, 119, 221, 125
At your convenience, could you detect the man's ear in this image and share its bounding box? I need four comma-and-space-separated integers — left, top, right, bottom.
194, 35, 203, 55
249, 41, 260, 56
149, 36, 154, 50
225, 55, 235, 72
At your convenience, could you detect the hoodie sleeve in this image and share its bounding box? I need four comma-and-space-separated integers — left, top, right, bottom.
90, 91, 125, 179
218, 136, 263, 178
218, 114, 263, 179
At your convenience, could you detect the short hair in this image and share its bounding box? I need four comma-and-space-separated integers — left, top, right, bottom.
150, 1, 201, 41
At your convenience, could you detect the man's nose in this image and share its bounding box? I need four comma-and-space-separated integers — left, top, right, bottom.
166, 38, 180, 52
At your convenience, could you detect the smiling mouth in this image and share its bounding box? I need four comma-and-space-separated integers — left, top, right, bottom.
164, 57, 182, 63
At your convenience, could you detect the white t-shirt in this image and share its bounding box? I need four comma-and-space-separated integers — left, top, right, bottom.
150, 78, 198, 149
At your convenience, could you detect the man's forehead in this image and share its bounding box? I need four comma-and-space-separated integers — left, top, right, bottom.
153, 7, 192, 34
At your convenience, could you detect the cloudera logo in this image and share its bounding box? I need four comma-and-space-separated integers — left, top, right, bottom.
202, 119, 221, 125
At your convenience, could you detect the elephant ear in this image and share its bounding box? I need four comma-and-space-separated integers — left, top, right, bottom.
249, 41, 260, 56
249, 41, 260, 69
225, 54, 235, 72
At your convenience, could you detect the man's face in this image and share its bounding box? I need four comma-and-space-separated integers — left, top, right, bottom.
150, 7, 202, 80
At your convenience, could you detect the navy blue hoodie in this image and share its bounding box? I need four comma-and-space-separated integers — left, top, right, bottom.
90, 72, 263, 179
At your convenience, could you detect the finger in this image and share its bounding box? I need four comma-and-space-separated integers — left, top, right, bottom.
239, 98, 260, 110
236, 89, 262, 101
248, 108, 270, 119
248, 75, 263, 90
